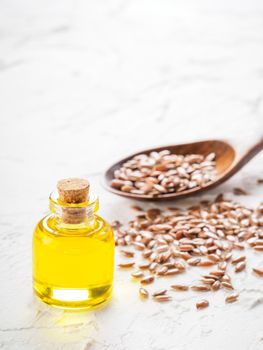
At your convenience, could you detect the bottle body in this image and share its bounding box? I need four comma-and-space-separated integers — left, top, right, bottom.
33, 210, 114, 309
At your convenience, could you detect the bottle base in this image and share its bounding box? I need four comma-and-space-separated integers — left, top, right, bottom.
33, 280, 112, 309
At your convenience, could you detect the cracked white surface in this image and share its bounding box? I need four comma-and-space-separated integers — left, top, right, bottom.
0, 0, 263, 349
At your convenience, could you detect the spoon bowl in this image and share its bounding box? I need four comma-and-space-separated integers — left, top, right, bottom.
104, 138, 263, 201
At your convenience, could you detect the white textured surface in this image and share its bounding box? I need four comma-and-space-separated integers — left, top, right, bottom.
0, 0, 263, 349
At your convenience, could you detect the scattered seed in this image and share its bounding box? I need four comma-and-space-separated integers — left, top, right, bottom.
139, 262, 150, 270
210, 270, 225, 278
156, 265, 168, 275
179, 244, 194, 252
120, 250, 135, 258
225, 293, 239, 303
178, 252, 192, 260
221, 282, 234, 290
218, 261, 227, 271
131, 271, 144, 278
156, 245, 169, 253
152, 289, 167, 297
171, 284, 189, 291
164, 262, 175, 268
153, 295, 172, 302
142, 249, 153, 259
188, 257, 201, 266
231, 256, 246, 265
198, 260, 216, 267
139, 288, 149, 298
254, 246, 263, 251
141, 275, 154, 285
223, 252, 232, 261
191, 285, 211, 292
164, 268, 181, 276
133, 242, 145, 251
146, 208, 161, 220
118, 262, 135, 268
208, 254, 220, 262
196, 299, 209, 309
233, 243, 245, 250
234, 261, 246, 273
111, 220, 121, 229
211, 280, 221, 291
221, 274, 231, 283
233, 188, 248, 196
149, 262, 158, 272
252, 268, 263, 277
131, 205, 143, 211
113, 194, 263, 310
201, 278, 216, 285
175, 261, 186, 271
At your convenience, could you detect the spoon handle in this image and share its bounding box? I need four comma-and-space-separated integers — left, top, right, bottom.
231, 135, 263, 174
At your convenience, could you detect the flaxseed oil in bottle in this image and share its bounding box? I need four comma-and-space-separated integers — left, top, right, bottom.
32, 178, 114, 309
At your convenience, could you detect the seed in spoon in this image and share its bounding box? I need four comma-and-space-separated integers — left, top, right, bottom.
111, 150, 217, 196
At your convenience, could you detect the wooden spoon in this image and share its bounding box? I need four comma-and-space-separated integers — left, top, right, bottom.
104, 138, 263, 201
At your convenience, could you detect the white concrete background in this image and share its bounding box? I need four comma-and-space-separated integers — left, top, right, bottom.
0, 0, 263, 349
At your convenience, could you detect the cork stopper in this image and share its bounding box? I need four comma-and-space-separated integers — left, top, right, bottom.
57, 178, 89, 203
57, 178, 90, 224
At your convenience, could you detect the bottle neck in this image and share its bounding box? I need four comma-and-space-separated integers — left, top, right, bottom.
49, 191, 99, 230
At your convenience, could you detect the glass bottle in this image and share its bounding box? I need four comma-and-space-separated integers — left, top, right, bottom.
32, 178, 114, 309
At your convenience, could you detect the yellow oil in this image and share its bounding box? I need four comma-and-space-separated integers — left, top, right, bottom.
33, 214, 114, 309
